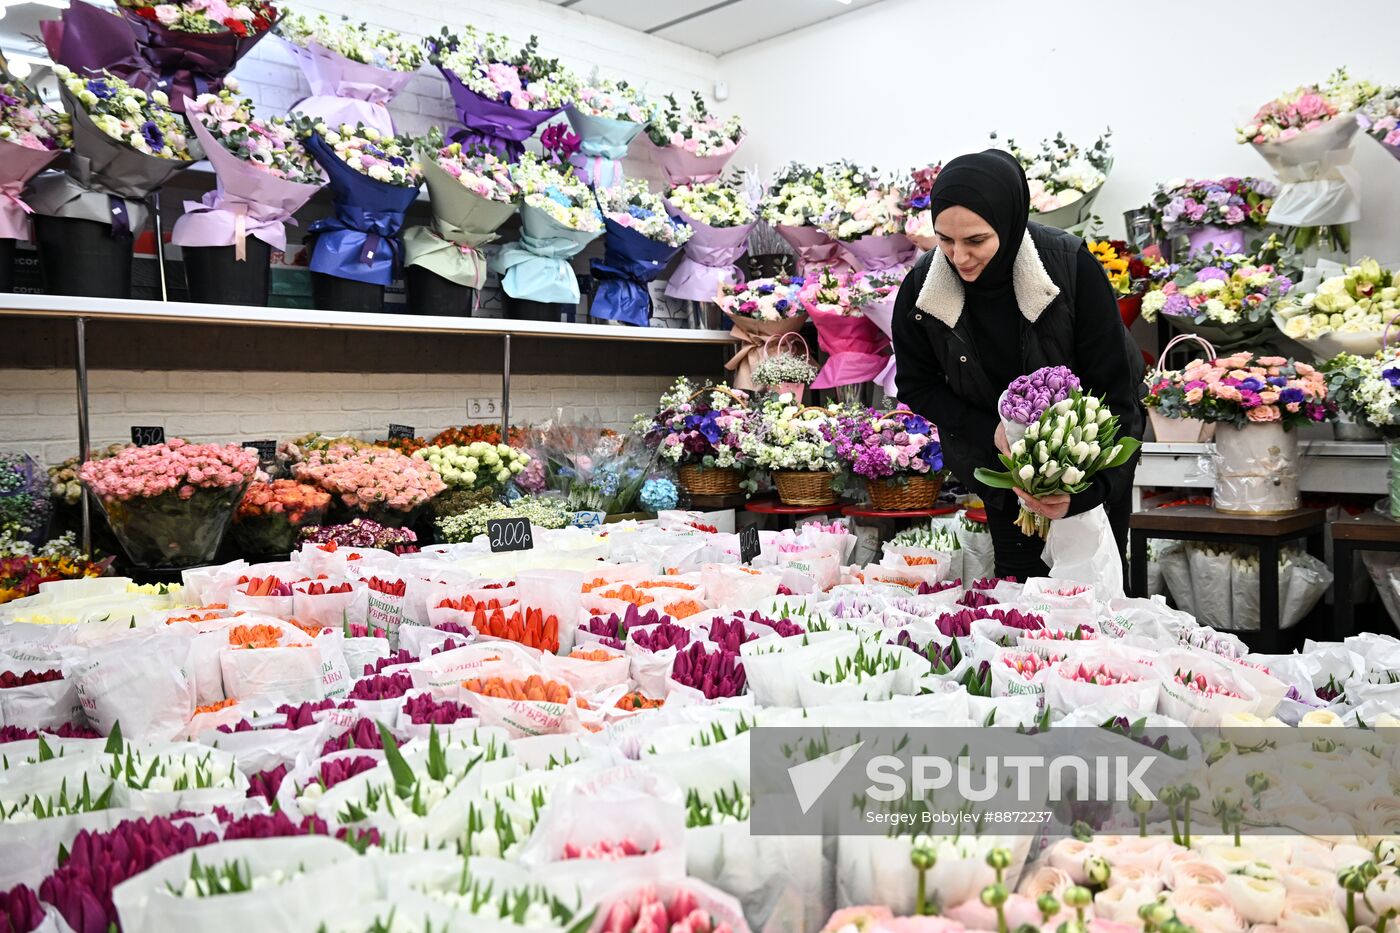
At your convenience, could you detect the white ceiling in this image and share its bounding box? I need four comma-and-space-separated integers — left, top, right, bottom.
550, 0, 887, 56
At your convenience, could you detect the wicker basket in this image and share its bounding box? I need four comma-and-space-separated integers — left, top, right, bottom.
678, 464, 743, 497
773, 470, 837, 507
867, 473, 943, 511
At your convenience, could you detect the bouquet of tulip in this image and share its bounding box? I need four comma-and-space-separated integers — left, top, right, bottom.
79, 439, 257, 567
591, 179, 691, 326
565, 77, 650, 187
1275, 258, 1399, 358
975, 389, 1141, 536
292, 443, 446, 526
1140, 246, 1297, 350
276, 12, 422, 134
995, 129, 1112, 228
1359, 86, 1400, 161
303, 121, 421, 288
900, 162, 943, 250
644, 90, 744, 185
1087, 238, 1150, 298
172, 85, 324, 265
800, 267, 900, 392
1147, 352, 1331, 430
641, 377, 753, 473
0, 78, 68, 243
663, 175, 758, 304
29, 66, 196, 239
229, 479, 330, 555
999, 365, 1082, 447
489, 153, 602, 305
1147, 176, 1277, 254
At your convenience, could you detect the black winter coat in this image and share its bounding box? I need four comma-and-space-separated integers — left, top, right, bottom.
891, 222, 1145, 515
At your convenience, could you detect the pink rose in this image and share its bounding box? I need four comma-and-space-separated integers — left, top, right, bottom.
153, 4, 181, 25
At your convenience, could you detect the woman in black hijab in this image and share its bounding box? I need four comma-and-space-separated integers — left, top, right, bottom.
891, 149, 1145, 580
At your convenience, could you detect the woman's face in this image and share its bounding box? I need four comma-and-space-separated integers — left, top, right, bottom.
934, 206, 1000, 282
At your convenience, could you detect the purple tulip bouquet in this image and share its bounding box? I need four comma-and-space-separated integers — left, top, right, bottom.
998, 365, 1081, 445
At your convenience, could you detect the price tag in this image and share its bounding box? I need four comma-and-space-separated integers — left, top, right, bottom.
487, 517, 533, 553
246, 440, 277, 465
571, 510, 605, 529
387, 423, 416, 440
130, 426, 165, 446
739, 525, 761, 565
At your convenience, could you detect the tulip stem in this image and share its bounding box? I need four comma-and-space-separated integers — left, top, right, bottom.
1346, 891, 1356, 931
1379, 911, 1390, 933
916, 869, 927, 916
1138, 812, 1147, 838
1167, 807, 1180, 847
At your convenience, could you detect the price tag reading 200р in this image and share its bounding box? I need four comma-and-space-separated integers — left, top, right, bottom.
487, 517, 533, 553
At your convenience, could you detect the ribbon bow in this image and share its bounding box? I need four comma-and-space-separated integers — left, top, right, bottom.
403, 222, 491, 290
180, 191, 299, 259
307, 205, 406, 286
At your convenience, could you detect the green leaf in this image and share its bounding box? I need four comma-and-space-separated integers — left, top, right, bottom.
37, 735, 54, 763
104, 721, 123, 756
426, 726, 448, 783
973, 467, 1016, 489
564, 909, 598, 933
376, 721, 415, 796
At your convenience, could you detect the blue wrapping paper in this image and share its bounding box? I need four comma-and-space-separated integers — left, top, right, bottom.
565, 106, 642, 189
491, 203, 601, 303
304, 131, 421, 286
589, 216, 685, 327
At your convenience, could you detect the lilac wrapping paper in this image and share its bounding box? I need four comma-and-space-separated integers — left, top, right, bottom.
285, 39, 419, 137
775, 224, 853, 275
641, 135, 738, 186
1180, 224, 1247, 257
723, 313, 807, 391
805, 302, 891, 390
440, 68, 561, 161
170, 102, 324, 254
840, 232, 917, 274
0, 141, 60, 240
42, 1, 150, 88
862, 295, 900, 397
662, 201, 754, 302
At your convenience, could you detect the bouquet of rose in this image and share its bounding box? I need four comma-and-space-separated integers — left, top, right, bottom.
172, 85, 324, 261
292, 443, 446, 525
1319, 348, 1400, 437
405, 133, 519, 294
230, 479, 330, 555
1140, 246, 1297, 351
816, 166, 916, 273
1359, 86, 1400, 161
801, 268, 901, 392
900, 162, 943, 250
641, 377, 753, 472
28, 66, 196, 238
277, 12, 422, 135
1239, 69, 1380, 252
1149, 351, 1331, 430
994, 129, 1111, 228
491, 153, 602, 304
644, 91, 744, 186
998, 365, 1081, 447
566, 77, 650, 187
79, 439, 257, 567
716, 274, 808, 387
591, 179, 691, 326
663, 176, 757, 304
303, 121, 422, 287
1275, 258, 1399, 358
0, 78, 68, 243
975, 389, 1140, 536
1147, 176, 1277, 254
764, 162, 861, 274
828, 405, 944, 484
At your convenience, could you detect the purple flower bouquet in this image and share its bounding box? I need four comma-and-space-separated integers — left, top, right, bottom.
998, 365, 1081, 444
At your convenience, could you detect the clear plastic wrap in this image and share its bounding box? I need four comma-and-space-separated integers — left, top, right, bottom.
1210, 422, 1301, 514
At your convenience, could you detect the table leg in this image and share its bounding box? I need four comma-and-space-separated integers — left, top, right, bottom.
1333, 539, 1355, 640
1130, 529, 1148, 599
1259, 537, 1281, 653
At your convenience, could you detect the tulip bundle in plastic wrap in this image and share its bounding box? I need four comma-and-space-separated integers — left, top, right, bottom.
1155, 540, 1332, 631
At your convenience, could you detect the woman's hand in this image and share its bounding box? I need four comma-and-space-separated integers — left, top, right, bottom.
995, 423, 1010, 456
1015, 489, 1070, 521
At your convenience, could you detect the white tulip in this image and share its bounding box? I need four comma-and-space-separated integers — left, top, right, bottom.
1097, 408, 1111, 423
1018, 465, 1035, 482
1011, 439, 1027, 458
1062, 466, 1083, 485
1084, 396, 1099, 412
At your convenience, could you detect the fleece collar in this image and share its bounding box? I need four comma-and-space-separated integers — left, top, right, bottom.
913, 230, 1061, 329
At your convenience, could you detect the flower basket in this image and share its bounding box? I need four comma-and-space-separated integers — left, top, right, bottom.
772, 470, 837, 507
867, 473, 942, 511
93, 483, 249, 569
1212, 422, 1300, 514
678, 464, 743, 497
1147, 334, 1217, 443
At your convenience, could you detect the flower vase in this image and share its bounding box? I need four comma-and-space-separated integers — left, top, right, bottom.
91, 483, 250, 569
1389, 440, 1400, 521
1211, 422, 1300, 514
1182, 225, 1247, 256
1334, 416, 1382, 441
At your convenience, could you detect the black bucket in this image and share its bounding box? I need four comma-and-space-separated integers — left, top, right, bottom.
311, 271, 385, 313
35, 216, 133, 298
183, 240, 272, 306
406, 264, 474, 316
502, 294, 570, 322
0, 238, 14, 293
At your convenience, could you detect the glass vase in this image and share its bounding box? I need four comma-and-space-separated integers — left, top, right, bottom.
91, 482, 250, 569
1389, 440, 1400, 521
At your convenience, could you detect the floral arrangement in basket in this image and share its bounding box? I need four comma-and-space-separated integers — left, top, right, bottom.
1236, 68, 1378, 144
738, 397, 844, 477
993, 128, 1111, 217
715, 275, 806, 322
639, 377, 753, 472
828, 405, 946, 508
1276, 258, 1399, 357
1319, 348, 1400, 437
1146, 352, 1331, 429
752, 353, 819, 394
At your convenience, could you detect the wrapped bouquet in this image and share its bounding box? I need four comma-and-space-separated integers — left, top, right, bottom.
491, 152, 603, 304
643, 91, 743, 186
663, 175, 757, 304
1140, 243, 1298, 352
900, 161, 943, 251
591, 179, 691, 326
640, 377, 753, 495
716, 274, 807, 389
800, 268, 901, 394
1275, 257, 1399, 358
761, 162, 855, 274
1151, 351, 1331, 430
0, 76, 67, 244
829, 405, 946, 510
566, 77, 650, 187
115, 0, 277, 110
428, 26, 575, 160
277, 12, 423, 135
815, 166, 915, 274
995, 129, 1112, 229
1147, 176, 1277, 256
1358, 85, 1400, 161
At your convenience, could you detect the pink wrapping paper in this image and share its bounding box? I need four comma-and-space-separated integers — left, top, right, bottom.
862, 295, 899, 397
285, 40, 419, 136
841, 231, 917, 274
171, 103, 324, 254
662, 201, 754, 303
806, 301, 891, 390
642, 135, 738, 186
775, 223, 853, 275
722, 312, 808, 391
0, 140, 60, 240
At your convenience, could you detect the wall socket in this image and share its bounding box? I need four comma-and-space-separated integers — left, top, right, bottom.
466, 397, 500, 419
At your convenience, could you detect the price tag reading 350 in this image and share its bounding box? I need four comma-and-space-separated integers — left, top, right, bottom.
487, 517, 533, 553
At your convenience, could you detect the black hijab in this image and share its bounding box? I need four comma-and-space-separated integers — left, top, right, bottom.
928, 149, 1030, 292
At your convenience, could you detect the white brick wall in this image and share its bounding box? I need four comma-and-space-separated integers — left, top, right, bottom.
0, 369, 677, 466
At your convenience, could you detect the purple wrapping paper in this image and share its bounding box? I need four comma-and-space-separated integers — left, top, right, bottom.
775, 223, 853, 275
42, 1, 150, 87
806, 302, 892, 390
440, 68, 561, 161
641, 135, 738, 186
1181, 224, 1247, 256
285, 39, 419, 136
662, 200, 754, 302
0, 141, 60, 240
119, 9, 272, 111
840, 232, 917, 274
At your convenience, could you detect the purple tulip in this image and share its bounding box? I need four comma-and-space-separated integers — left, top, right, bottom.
957, 590, 997, 609
730, 609, 805, 639
321, 719, 384, 756
0, 883, 46, 933
630, 621, 693, 653
363, 649, 418, 677
671, 643, 746, 699
707, 618, 761, 654
434, 620, 475, 638
915, 579, 961, 596
584, 606, 669, 650
1000, 366, 1082, 424
247, 764, 289, 803
970, 576, 1017, 591
431, 637, 467, 656
989, 608, 1045, 631
278, 699, 338, 730
347, 671, 414, 702
318, 755, 379, 790
403, 694, 473, 726
1, 722, 103, 744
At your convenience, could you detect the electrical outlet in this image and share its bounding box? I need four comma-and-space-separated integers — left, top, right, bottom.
466, 397, 500, 419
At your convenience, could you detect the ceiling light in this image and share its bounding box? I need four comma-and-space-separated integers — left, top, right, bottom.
833, 0, 853, 4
